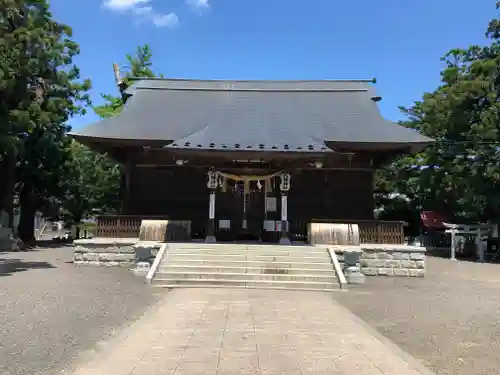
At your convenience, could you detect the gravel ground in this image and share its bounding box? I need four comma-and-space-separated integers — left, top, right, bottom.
3, 244, 499, 375
334, 256, 500, 375
0, 245, 166, 375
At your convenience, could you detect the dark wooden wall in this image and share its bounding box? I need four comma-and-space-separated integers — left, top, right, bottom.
288, 170, 375, 221
125, 167, 208, 236
125, 167, 375, 236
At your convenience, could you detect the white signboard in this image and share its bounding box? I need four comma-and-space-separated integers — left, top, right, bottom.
281, 195, 288, 221
263, 220, 275, 232
219, 219, 230, 229
265, 197, 277, 212
209, 193, 215, 219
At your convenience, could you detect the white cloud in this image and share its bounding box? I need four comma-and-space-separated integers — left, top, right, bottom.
102, 0, 179, 28
132, 5, 179, 27
186, 0, 209, 12
103, 0, 150, 11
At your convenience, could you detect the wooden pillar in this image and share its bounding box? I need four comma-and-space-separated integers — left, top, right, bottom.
279, 173, 291, 245
206, 170, 218, 242
121, 157, 133, 213
324, 171, 330, 218
242, 181, 248, 231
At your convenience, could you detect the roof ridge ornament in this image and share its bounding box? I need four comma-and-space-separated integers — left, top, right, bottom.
112, 63, 129, 101
112, 63, 122, 85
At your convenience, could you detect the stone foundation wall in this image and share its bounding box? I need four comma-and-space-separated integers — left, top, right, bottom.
73, 238, 137, 267
359, 245, 425, 277
332, 244, 426, 278
73, 239, 164, 267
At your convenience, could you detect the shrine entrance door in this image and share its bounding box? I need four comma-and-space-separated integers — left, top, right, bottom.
216, 180, 265, 241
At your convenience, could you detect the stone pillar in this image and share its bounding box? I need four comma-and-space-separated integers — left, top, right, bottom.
206, 170, 218, 243
279, 173, 291, 245
476, 227, 486, 263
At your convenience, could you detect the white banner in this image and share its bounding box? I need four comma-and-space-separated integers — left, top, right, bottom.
209, 193, 215, 219
281, 195, 288, 221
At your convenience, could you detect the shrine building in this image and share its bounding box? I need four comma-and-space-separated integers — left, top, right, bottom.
71, 78, 432, 244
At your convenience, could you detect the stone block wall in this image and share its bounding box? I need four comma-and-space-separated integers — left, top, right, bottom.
73, 239, 164, 267
359, 246, 425, 277
73, 238, 137, 267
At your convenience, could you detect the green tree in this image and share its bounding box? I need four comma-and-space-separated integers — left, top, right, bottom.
376, 2, 500, 230
0, 0, 91, 244
61, 140, 121, 237
70, 44, 161, 223
0, 0, 35, 221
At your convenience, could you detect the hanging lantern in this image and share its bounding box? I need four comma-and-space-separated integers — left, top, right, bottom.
207, 171, 218, 189
280, 173, 291, 192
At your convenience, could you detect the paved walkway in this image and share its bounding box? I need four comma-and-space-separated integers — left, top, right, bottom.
68, 289, 434, 375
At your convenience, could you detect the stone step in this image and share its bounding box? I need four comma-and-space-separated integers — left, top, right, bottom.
151, 278, 339, 290
154, 271, 337, 283
163, 253, 330, 263
157, 265, 336, 275
165, 248, 329, 256
159, 259, 334, 269
166, 243, 322, 252
152, 284, 340, 292
166, 249, 330, 258
150, 243, 343, 292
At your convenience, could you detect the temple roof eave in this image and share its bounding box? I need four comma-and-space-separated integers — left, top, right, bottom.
70, 132, 432, 155
70, 77, 435, 160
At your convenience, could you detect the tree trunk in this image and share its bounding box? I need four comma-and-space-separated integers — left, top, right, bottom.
74, 216, 82, 239
0, 151, 17, 227
18, 183, 36, 247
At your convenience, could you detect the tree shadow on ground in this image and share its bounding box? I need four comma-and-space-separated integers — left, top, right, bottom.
1, 239, 74, 253
35, 239, 73, 249
0, 258, 55, 276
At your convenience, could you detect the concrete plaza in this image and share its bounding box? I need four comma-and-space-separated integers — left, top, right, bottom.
68, 288, 434, 375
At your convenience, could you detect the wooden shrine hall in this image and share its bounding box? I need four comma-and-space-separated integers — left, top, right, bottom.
71, 78, 433, 244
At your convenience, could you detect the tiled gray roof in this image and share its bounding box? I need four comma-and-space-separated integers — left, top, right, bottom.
72, 78, 433, 152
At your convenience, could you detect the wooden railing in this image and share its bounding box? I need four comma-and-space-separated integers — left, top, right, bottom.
96, 215, 169, 238
96, 215, 406, 244
356, 220, 406, 244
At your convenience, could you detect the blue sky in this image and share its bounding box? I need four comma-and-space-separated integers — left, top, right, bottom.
49, 0, 495, 130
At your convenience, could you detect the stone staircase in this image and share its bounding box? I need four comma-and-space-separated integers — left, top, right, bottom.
151, 243, 340, 291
